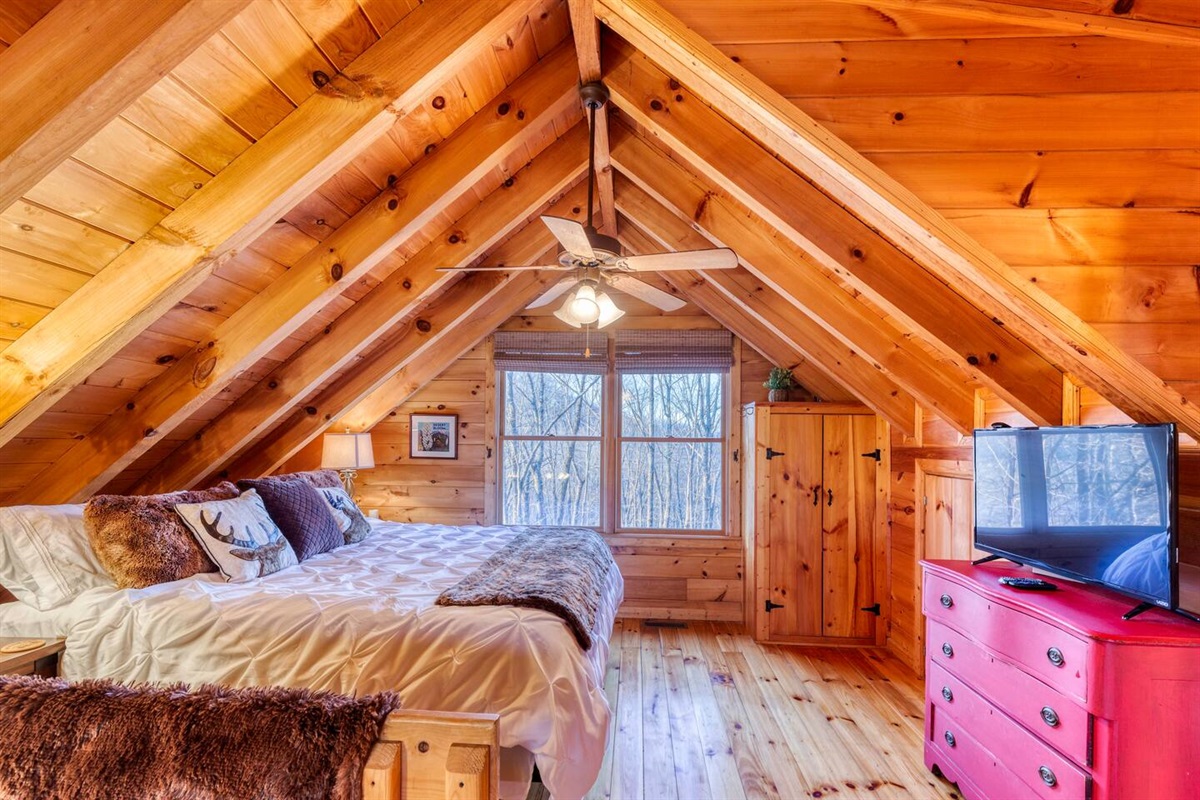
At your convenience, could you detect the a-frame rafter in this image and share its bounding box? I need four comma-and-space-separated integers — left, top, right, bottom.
0, 0, 542, 447
567, 0, 618, 235
134, 134, 590, 494
0, 0, 254, 209
18, 49, 582, 504
616, 209, 918, 433
610, 132, 978, 433
596, 0, 1200, 438
603, 33, 1063, 428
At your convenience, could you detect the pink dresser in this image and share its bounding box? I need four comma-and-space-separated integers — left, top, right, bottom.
922, 560, 1200, 800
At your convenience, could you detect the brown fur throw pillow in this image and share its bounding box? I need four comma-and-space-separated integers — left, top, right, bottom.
84, 482, 239, 589
0, 675, 399, 800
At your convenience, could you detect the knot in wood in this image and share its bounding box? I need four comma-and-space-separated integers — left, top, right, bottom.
331, 263, 344, 280
305, 406, 318, 415
497, 102, 511, 116
418, 742, 430, 753
311, 70, 330, 88
424, 143, 437, 155
649, 98, 664, 112
193, 356, 217, 383
416, 319, 433, 333
431, 95, 446, 110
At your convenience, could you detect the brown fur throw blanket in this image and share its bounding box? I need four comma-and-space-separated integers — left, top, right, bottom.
436, 527, 615, 650
0, 675, 399, 800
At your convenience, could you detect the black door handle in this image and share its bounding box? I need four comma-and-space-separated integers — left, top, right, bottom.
827, 488, 834, 506
812, 486, 820, 506
766, 447, 785, 460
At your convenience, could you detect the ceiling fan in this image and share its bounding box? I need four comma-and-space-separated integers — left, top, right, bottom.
438, 81, 739, 328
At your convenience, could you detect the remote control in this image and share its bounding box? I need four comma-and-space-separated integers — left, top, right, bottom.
998, 577, 1058, 591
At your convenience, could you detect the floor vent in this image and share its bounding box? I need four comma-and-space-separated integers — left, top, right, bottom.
644, 619, 687, 628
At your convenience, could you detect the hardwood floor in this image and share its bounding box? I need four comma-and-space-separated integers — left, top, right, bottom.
580, 619, 960, 800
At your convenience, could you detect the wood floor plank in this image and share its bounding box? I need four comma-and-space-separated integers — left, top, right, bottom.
611, 645, 643, 800
640, 628, 679, 800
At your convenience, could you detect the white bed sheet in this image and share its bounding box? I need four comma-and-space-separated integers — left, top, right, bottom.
0, 521, 621, 800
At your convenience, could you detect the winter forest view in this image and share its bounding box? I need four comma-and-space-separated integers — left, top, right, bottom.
501, 370, 724, 530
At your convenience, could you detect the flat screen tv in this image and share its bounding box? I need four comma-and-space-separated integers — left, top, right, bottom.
974, 423, 1183, 617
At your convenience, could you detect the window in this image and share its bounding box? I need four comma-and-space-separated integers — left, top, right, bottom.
496, 330, 732, 534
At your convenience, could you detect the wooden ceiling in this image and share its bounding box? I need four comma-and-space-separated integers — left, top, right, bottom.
0, 0, 1196, 504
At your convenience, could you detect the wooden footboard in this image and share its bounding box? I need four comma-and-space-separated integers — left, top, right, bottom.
363, 709, 500, 800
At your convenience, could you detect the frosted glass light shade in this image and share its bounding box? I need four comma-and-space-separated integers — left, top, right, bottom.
567, 283, 600, 324
595, 291, 625, 328
320, 432, 375, 470
553, 293, 583, 328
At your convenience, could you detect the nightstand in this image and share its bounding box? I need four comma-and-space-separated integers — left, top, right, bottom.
0, 637, 65, 677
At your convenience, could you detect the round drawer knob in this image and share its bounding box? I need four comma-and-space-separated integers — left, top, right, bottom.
1039, 766, 1057, 787
941, 686, 954, 702
1041, 706, 1060, 727
940, 593, 954, 608
942, 642, 954, 658
944, 731, 956, 748
1047, 646, 1065, 667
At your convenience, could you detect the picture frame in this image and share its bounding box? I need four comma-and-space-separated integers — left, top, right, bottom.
410, 413, 459, 459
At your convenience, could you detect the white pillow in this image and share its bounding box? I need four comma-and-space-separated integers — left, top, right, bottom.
0, 504, 114, 610
175, 490, 298, 583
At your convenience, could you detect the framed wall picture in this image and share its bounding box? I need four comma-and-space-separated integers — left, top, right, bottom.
410, 413, 458, 459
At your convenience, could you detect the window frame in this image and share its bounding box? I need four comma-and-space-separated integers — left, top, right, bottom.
494, 332, 735, 536
496, 368, 605, 529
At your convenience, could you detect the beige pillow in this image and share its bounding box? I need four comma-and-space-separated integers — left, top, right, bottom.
176, 490, 298, 583
84, 482, 239, 589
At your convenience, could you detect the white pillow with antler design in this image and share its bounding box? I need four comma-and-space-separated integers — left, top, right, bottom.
175, 489, 298, 583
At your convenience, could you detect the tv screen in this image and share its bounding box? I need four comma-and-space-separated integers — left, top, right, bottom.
974, 424, 1177, 609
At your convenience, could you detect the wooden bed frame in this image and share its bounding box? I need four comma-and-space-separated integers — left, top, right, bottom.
363, 709, 499, 800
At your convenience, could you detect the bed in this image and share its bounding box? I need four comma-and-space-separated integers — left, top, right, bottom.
0, 519, 623, 800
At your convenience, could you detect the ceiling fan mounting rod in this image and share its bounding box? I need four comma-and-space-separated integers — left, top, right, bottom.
579, 81, 609, 234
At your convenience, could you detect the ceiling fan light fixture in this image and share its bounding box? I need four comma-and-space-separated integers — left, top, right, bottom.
567, 283, 601, 324
595, 291, 624, 329
553, 293, 582, 328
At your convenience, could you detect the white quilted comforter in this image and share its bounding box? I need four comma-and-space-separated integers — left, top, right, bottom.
0, 521, 622, 799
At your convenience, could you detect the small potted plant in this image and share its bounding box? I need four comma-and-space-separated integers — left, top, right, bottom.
764, 366, 798, 402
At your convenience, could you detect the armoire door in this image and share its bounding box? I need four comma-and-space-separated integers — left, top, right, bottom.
822, 415, 877, 640
766, 413, 824, 639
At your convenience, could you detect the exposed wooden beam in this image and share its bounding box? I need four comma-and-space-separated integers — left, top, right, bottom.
133, 141, 590, 494
618, 213, 917, 434
598, 0, 1200, 437
0, 0, 254, 209
610, 136, 977, 434
567, 0, 618, 236
824, 0, 1200, 46
220, 270, 560, 480
603, 33, 1064, 428
0, 0, 541, 447
618, 223, 847, 403
17, 57, 581, 504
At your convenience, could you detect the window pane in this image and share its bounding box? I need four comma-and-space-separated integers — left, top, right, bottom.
502, 440, 601, 526
620, 441, 722, 530
621, 373, 722, 438
503, 371, 602, 437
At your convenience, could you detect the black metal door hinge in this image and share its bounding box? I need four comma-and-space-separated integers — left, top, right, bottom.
765, 600, 785, 613
860, 603, 882, 616
765, 447, 785, 460
860, 448, 882, 461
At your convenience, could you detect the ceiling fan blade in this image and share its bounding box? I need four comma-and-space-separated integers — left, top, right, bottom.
435, 264, 560, 272
618, 248, 739, 272
526, 277, 577, 308
540, 215, 595, 260
607, 273, 687, 312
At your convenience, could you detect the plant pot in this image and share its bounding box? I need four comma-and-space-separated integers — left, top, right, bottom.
768, 389, 790, 402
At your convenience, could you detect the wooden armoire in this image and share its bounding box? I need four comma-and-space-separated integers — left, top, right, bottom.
742, 403, 887, 645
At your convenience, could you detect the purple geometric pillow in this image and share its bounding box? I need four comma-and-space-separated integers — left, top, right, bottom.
236, 478, 342, 561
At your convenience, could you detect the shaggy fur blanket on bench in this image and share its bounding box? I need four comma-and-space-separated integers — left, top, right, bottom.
0, 675, 398, 800
436, 526, 615, 650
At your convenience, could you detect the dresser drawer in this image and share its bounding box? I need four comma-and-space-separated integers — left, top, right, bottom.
925, 573, 1090, 701
928, 621, 1091, 766
931, 700, 1091, 800
927, 707, 1049, 800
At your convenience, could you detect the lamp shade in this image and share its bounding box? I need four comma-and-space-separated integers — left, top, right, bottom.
320, 432, 375, 470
